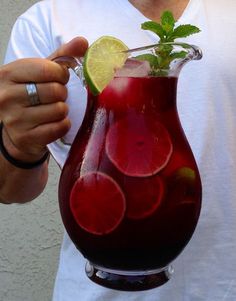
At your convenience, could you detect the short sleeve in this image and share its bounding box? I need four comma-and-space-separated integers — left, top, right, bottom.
4, 2, 53, 63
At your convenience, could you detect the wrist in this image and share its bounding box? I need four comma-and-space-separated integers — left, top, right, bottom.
0, 122, 49, 169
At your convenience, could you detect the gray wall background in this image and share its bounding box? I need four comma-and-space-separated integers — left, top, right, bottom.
0, 1, 64, 300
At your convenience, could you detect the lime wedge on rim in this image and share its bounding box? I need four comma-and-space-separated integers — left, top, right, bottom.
83, 36, 128, 95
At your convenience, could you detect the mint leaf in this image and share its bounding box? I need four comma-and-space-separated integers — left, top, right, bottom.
169, 51, 188, 60
135, 54, 159, 69
161, 11, 175, 34
141, 21, 165, 41
139, 10, 201, 75
141, 11, 200, 43
170, 25, 201, 40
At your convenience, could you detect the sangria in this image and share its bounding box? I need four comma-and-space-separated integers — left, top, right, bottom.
54, 10, 203, 290
58, 56, 202, 290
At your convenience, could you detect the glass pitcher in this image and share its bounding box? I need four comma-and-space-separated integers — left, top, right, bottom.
53, 42, 202, 291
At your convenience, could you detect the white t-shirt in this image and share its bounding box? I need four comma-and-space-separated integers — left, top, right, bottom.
4, 0, 236, 300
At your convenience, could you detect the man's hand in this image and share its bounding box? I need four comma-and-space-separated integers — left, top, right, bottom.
0, 37, 88, 162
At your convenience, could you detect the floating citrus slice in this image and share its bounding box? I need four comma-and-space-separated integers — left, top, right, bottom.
105, 114, 173, 177
83, 36, 128, 95
174, 166, 196, 182
124, 175, 164, 219
70, 172, 126, 235
167, 166, 199, 205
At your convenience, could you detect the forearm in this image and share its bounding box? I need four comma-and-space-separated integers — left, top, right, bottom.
0, 155, 48, 204
0, 127, 49, 204
0, 38, 88, 204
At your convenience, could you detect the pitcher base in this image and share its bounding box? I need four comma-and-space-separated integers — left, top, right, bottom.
85, 261, 174, 291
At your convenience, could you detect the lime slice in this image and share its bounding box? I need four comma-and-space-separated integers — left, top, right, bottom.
124, 175, 164, 220
167, 167, 198, 205
174, 167, 196, 182
70, 172, 126, 235
83, 36, 128, 95
105, 114, 173, 177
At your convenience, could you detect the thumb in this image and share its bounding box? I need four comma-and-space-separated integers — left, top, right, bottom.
47, 36, 89, 60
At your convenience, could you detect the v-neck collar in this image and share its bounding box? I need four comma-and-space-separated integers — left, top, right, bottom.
117, 0, 200, 23
116, 0, 149, 23
178, 0, 201, 24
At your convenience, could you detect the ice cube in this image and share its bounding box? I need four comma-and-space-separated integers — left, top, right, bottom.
115, 58, 151, 77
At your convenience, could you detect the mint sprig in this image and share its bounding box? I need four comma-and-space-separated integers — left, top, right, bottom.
139, 11, 200, 75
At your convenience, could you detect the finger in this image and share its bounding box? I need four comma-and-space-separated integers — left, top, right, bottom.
0, 81, 68, 109
48, 36, 89, 60
26, 82, 68, 106
4, 58, 70, 84
23, 102, 70, 126
5, 117, 71, 155
25, 118, 71, 148
1, 37, 88, 85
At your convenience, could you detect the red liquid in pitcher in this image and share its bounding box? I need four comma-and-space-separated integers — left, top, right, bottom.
59, 76, 202, 271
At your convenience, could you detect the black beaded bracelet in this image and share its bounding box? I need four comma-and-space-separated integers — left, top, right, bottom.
0, 122, 49, 169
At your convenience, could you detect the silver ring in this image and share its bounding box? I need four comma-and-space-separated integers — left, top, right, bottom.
25, 82, 40, 106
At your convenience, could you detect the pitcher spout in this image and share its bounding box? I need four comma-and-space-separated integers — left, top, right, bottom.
123, 42, 203, 77
166, 42, 203, 76
188, 44, 203, 61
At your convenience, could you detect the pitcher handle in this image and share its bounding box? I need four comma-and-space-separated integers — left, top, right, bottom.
49, 56, 85, 168
53, 56, 85, 81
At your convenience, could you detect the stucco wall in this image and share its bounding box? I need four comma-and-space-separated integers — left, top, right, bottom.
0, 1, 64, 300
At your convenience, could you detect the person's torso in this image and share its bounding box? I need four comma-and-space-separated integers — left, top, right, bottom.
16, 0, 236, 300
